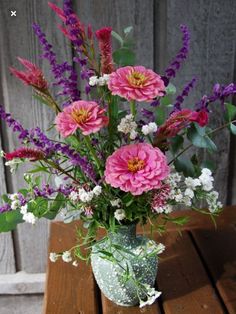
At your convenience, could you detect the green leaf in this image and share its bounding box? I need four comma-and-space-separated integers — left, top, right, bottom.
225, 103, 236, 122
27, 166, 49, 174
111, 31, 124, 46
170, 135, 184, 155
160, 95, 172, 106
123, 193, 134, 207
124, 26, 133, 35
44, 193, 65, 220
174, 157, 195, 177
113, 47, 135, 66
187, 124, 217, 152
155, 107, 166, 125
2, 194, 10, 203
0, 210, 23, 232
164, 215, 189, 226
230, 123, 236, 135
165, 83, 176, 95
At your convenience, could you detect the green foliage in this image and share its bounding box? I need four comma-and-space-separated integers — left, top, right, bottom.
187, 123, 217, 152
0, 210, 23, 232
170, 135, 184, 155
225, 103, 236, 122
174, 157, 195, 177
155, 107, 166, 126
43, 193, 66, 220
113, 48, 135, 66
165, 83, 176, 95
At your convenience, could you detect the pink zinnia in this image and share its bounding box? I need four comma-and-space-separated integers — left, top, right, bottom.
10, 57, 48, 91
5, 147, 45, 161
55, 100, 109, 137
95, 27, 114, 74
108, 66, 165, 102
105, 143, 170, 196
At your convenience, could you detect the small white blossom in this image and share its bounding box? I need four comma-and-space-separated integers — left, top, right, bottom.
78, 188, 94, 202
0, 150, 4, 157
184, 177, 201, 190
11, 200, 20, 210
89, 75, 98, 86
166, 172, 182, 188
69, 191, 79, 202
9, 193, 19, 201
201, 168, 212, 176
114, 209, 126, 221
93, 185, 102, 196
72, 260, 79, 267
199, 168, 214, 191
110, 199, 121, 207
49, 252, 59, 263
22, 212, 37, 224
62, 251, 72, 263
20, 204, 28, 215
130, 129, 138, 140
163, 204, 173, 213
117, 114, 137, 138
184, 188, 194, 199
5, 159, 22, 173
98, 74, 110, 86
182, 196, 192, 207
141, 122, 158, 135
156, 243, 165, 254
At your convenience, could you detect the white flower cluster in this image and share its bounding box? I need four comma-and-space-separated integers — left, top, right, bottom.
117, 114, 138, 140
9, 194, 37, 224
89, 74, 110, 86
141, 122, 158, 135
206, 191, 222, 213
49, 251, 79, 267
154, 204, 173, 214
69, 185, 102, 203
114, 208, 126, 221
139, 284, 162, 308
110, 198, 121, 208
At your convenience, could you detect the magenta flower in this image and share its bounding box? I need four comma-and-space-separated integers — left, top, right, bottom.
108, 66, 165, 102
10, 57, 48, 91
95, 27, 114, 74
55, 100, 109, 137
105, 143, 170, 195
151, 184, 171, 212
5, 147, 45, 161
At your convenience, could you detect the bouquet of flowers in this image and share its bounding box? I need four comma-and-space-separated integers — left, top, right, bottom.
0, 0, 235, 308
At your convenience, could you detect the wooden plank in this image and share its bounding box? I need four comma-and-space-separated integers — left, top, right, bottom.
102, 295, 160, 314
0, 295, 43, 314
43, 221, 100, 314
0, 0, 72, 273
163, 0, 236, 204
191, 225, 236, 313
156, 231, 225, 314
0, 271, 45, 294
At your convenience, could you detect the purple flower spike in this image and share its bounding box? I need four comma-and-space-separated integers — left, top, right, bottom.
173, 77, 197, 111
164, 25, 190, 83
0, 204, 11, 213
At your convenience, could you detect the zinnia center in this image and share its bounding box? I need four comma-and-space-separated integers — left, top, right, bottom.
127, 71, 147, 87
127, 157, 145, 173
71, 108, 89, 124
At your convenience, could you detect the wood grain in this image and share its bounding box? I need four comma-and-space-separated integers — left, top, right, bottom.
156, 231, 225, 314
43, 221, 99, 314
191, 225, 236, 313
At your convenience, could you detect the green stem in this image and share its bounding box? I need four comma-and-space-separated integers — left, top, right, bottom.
169, 119, 236, 165
130, 100, 136, 117
84, 136, 103, 178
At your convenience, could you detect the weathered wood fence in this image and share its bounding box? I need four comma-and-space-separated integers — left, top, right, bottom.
0, 0, 235, 313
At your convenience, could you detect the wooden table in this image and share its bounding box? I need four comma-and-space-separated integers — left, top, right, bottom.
43, 206, 236, 314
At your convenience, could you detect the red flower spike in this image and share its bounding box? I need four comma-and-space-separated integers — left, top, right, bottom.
10, 57, 48, 91
5, 147, 45, 161
95, 27, 115, 74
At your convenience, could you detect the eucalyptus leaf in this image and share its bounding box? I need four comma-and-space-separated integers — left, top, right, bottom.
113, 47, 135, 66
165, 83, 176, 95
225, 103, 236, 122
174, 157, 195, 177
111, 31, 124, 46
0, 210, 23, 232
230, 123, 236, 135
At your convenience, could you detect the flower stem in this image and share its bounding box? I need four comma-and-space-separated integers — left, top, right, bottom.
84, 135, 103, 177
130, 100, 136, 117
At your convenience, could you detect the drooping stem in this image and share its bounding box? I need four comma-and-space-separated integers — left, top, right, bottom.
169, 119, 236, 165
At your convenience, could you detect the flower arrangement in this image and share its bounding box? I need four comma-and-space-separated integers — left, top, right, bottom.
0, 0, 236, 308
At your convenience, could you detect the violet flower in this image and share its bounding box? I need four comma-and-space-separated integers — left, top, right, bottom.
164, 25, 190, 84
32, 23, 80, 106
196, 83, 236, 110
173, 77, 197, 111
0, 204, 11, 213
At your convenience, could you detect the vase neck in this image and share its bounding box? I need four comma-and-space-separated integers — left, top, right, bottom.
109, 224, 137, 246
